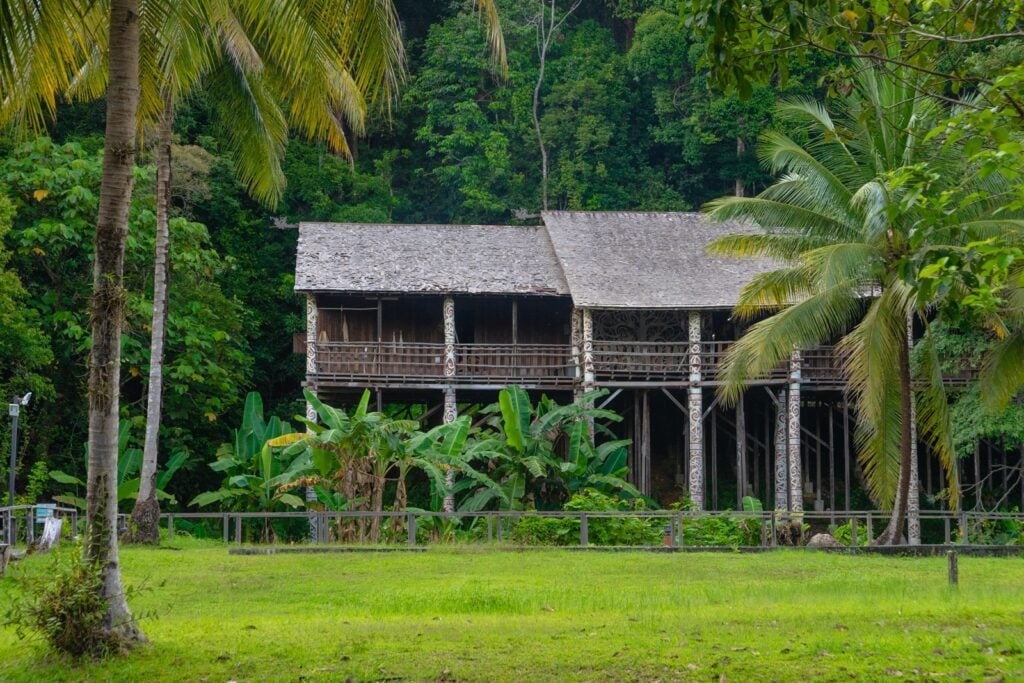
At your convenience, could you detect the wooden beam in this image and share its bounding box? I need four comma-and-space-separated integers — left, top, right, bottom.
597, 388, 623, 410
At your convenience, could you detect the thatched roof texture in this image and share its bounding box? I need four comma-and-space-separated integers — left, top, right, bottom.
295, 222, 569, 296
295, 212, 772, 308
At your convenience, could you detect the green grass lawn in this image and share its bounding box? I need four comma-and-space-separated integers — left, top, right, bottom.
2, 541, 1023, 682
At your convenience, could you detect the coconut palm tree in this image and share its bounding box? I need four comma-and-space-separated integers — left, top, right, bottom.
0, 0, 503, 643
703, 67, 1017, 544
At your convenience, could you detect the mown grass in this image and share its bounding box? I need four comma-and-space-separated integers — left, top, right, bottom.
2, 540, 1023, 682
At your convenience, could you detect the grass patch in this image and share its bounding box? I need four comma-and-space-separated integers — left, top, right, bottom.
2, 539, 1024, 681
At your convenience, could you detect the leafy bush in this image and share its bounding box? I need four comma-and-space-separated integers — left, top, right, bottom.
679, 513, 762, 547
4, 545, 141, 657
965, 510, 1024, 546
509, 490, 662, 546
831, 521, 868, 547
509, 516, 573, 545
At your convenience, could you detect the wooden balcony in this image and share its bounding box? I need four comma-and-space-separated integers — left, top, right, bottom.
311, 341, 575, 389
591, 341, 849, 387
310, 340, 974, 391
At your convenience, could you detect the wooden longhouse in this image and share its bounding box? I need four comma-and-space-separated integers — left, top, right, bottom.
294, 211, 1008, 514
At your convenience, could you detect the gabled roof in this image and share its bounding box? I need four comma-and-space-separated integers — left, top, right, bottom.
294, 222, 570, 296
541, 211, 774, 309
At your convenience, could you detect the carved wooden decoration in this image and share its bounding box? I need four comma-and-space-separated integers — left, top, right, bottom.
774, 389, 788, 511
306, 293, 318, 377
687, 310, 704, 509
443, 296, 456, 378
571, 308, 583, 400
581, 308, 594, 386
787, 350, 803, 513
594, 309, 686, 342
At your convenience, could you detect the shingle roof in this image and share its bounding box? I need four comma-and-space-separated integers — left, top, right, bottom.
294, 222, 570, 296
541, 211, 774, 309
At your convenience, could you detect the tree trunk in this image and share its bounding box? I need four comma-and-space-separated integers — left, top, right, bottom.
874, 321, 913, 546
85, 0, 144, 644
127, 93, 173, 545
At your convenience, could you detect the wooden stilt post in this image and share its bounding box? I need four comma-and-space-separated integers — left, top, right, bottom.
642, 391, 652, 496
843, 396, 850, 512
774, 389, 788, 512
711, 404, 718, 510
815, 408, 822, 510
305, 293, 319, 543
582, 308, 595, 441
736, 395, 746, 509
788, 351, 803, 513
828, 406, 835, 517
687, 311, 705, 509
442, 295, 458, 514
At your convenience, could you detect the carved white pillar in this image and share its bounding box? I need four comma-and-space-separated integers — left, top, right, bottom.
774, 389, 788, 511
442, 296, 457, 513
581, 308, 594, 388
907, 315, 920, 545
305, 293, 319, 541
571, 308, 583, 401
306, 293, 318, 378
687, 311, 704, 510
788, 350, 803, 513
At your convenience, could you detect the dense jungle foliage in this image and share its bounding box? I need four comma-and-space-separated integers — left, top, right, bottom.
0, 0, 1021, 514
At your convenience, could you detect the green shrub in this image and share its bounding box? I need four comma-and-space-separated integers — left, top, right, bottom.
831, 521, 868, 547
507, 490, 662, 546
509, 516, 573, 545
680, 514, 762, 547
4, 545, 139, 658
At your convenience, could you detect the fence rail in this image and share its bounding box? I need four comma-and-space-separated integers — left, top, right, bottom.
1, 505, 79, 546
86, 508, 1024, 550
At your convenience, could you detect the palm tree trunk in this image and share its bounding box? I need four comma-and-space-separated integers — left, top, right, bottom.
128, 93, 173, 544
85, 0, 144, 643
874, 322, 913, 546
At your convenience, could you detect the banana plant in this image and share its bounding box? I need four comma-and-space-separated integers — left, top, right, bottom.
266, 389, 422, 542
189, 392, 306, 510
51, 422, 189, 510
456, 386, 636, 511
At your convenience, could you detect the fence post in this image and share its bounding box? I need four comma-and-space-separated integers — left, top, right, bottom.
947, 550, 958, 586
235, 515, 243, 545
487, 514, 493, 544
960, 510, 969, 544
26, 508, 34, 546
770, 511, 777, 548
850, 517, 858, 547
167, 514, 174, 540
866, 512, 873, 544
496, 513, 503, 542
580, 513, 589, 546
943, 516, 950, 544
223, 514, 229, 544
407, 512, 416, 546
679, 512, 685, 547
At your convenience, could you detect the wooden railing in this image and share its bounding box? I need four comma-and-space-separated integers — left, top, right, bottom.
312, 341, 574, 386
591, 341, 848, 385
313, 340, 973, 388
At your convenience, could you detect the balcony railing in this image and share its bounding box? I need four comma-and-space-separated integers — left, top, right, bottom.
312, 341, 574, 387
311, 340, 973, 388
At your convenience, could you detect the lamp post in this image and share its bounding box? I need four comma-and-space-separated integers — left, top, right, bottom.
7, 393, 31, 508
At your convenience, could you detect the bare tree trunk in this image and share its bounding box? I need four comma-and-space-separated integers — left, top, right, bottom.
734, 136, 746, 197
127, 93, 173, 545
85, 0, 144, 644
531, 0, 579, 211
874, 322, 913, 546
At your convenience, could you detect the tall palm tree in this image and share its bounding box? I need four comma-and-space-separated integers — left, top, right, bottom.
703, 68, 1014, 544
0, 0, 502, 642
53, 0, 502, 543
